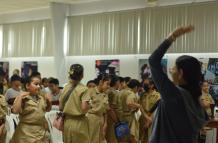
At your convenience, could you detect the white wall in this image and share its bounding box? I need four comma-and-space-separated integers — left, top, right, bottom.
1, 57, 57, 79
2, 52, 218, 86
66, 54, 167, 85
66, 55, 141, 84
66, 52, 218, 85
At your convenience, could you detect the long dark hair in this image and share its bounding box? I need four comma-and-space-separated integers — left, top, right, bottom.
176, 55, 203, 103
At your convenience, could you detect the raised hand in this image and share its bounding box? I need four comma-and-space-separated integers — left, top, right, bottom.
168, 25, 194, 41
20, 92, 30, 98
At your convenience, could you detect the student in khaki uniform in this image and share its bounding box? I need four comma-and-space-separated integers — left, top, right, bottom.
119, 77, 131, 91
200, 81, 214, 117
10, 75, 52, 143
199, 81, 215, 143
59, 64, 90, 143
119, 79, 141, 143
0, 94, 8, 143
106, 75, 121, 143
139, 78, 160, 143
87, 80, 97, 88
86, 74, 110, 143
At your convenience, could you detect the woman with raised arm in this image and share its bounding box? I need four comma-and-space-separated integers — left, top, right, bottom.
148, 26, 206, 143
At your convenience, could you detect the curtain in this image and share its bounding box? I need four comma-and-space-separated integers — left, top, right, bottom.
0, 25, 2, 57
67, 2, 218, 55
2, 20, 53, 57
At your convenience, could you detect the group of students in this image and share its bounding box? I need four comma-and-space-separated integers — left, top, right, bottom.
0, 25, 215, 143
59, 64, 163, 143
0, 63, 160, 143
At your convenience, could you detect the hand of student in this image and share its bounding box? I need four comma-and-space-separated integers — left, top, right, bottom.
45, 94, 52, 112
45, 94, 52, 102
20, 92, 30, 98
102, 123, 107, 138
168, 25, 194, 41
0, 124, 5, 136
144, 116, 152, 129
127, 101, 140, 109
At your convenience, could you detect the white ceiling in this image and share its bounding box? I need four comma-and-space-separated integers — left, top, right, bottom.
0, 0, 215, 14
0, 0, 105, 14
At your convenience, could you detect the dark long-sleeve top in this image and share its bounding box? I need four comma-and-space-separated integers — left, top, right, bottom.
148, 39, 206, 143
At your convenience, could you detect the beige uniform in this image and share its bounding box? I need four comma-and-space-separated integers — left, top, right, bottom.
86, 87, 109, 143
59, 83, 90, 143
0, 95, 7, 143
106, 88, 120, 143
200, 92, 214, 117
139, 90, 160, 143
119, 88, 139, 142
10, 94, 49, 143
200, 92, 215, 136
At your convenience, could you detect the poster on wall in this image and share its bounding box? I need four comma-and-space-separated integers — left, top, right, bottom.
199, 58, 218, 101
95, 60, 120, 76
139, 59, 167, 80
21, 61, 38, 78
0, 62, 9, 81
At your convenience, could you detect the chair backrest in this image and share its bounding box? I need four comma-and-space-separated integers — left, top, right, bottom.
51, 105, 59, 111
5, 115, 15, 143
45, 111, 63, 143
10, 114, 19, 126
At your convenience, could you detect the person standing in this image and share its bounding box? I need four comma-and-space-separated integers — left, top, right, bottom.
10, 75, 52, 143
199, 81, 215, 143
148, 26, 206, 143
86, 74, 110, 143
59, 64, 90, 143
106, 75, 121, 143
0, 94, 8, 143
139, 78, 160, 143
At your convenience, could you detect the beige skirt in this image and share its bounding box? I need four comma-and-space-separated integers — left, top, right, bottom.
63, 116, 90, 143
10, 123, 49, 143
87, 113, 107, 143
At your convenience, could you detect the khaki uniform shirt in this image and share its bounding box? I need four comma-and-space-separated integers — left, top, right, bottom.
140, 90, 160, 113
200, 92, 214, 117
59, 83, 89, 117
10, 94, 49, 143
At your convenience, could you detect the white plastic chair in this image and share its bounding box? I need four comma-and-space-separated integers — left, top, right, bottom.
206, 128, 216, 143
51, 105, 59, 111
45, 111, 63, 143
5, 115, 15, 143
10, 114, 19, 126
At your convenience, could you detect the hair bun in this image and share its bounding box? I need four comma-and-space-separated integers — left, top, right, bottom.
69, 64, 84, 80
